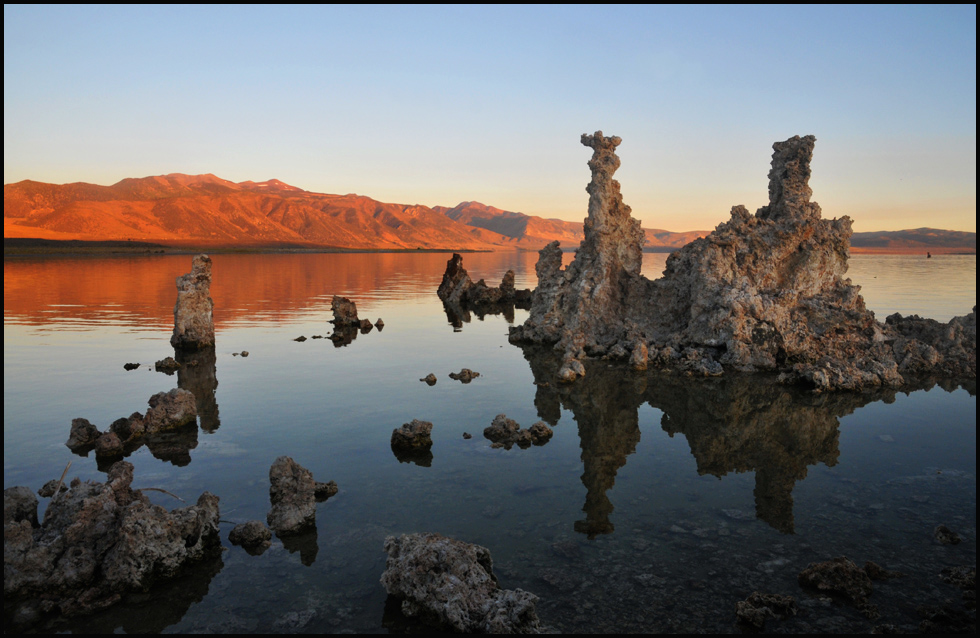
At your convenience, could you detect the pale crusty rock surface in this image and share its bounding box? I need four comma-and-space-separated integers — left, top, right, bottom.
509, 132, 976, 390
4, 461, 219, 630
380, 532, 542, 633
171, 254, 215, 349
267, 456, 316, 535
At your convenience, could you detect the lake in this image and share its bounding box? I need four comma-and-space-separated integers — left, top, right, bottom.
3, 251, 976, 633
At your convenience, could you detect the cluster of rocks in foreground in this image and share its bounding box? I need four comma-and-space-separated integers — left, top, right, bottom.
4, 462, 220, 630
508, 132, 976, 390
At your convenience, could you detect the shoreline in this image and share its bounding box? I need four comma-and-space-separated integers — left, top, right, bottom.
4, 238, 976, 258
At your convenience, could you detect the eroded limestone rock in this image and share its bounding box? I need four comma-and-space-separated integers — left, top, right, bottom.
65, 390, 198, 465
229, 520, 272, 555
390, 420, 434, 466
509, 132, 976, 391
171, 254, 214, 350
438, 253, 532, 308
483, 414, 553, 450
331, 296, 360, 327
4, 461, 220, 630
267, 456, 316, 535
380, 532, 542, 633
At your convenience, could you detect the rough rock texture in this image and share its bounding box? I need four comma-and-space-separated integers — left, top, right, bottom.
438, 253, 532, 308
171, 254, 215, 350
65, 390, 198, 464
267, 456, 317, 535
420, 373, 437, 386
144, 388, 198, 432
228, 520, 272, 554
735, 592, 798, 628
4, 461, 220, 629
331, 296, 360, 327
509, 132, 976, 390
380, 532, 542, 633
390, 420, 435, 466
391, 419, 434, 452
484, 414, 553, 450
798, 556, 874, 605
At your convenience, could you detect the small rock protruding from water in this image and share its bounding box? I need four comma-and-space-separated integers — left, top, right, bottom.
155, 356, 181, 373
229, 520, 272, 555
449, 368, 480, 383
420, 373, 437, 386
330, 296, 361, 327
483, 414, 553, 450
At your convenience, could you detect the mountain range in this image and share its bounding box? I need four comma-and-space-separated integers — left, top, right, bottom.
3, 173, 974, 252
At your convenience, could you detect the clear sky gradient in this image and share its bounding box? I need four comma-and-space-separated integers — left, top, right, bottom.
4, 5, 976, 232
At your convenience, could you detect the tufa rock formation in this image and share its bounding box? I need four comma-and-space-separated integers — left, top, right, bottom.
380, 532, 542, 633
390, 420, 435, 467
483, 414, 553, 450
171, 254, 215, 350
65, 389, 199, 466
4, 461, 220, 630
438, 253, 532, 308
267, 456, 317, 536
509, 132, 976, 390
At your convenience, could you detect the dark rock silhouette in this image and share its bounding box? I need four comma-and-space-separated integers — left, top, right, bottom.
438, 253, 531, 331
510, 132, 976, 390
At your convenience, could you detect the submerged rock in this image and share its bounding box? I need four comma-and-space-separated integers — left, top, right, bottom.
735, 592, 798, 628
380, 532, 542, 633
267, 456, 316, 535
4, 461, 220, 630
798, 556, 874, 606
509, 132, 976, 391
171, 254, 215, 350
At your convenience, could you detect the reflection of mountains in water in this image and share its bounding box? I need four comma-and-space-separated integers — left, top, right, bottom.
521, 345, 974, 537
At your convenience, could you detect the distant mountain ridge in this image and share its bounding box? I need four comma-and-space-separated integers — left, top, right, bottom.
4, 174, 974, 252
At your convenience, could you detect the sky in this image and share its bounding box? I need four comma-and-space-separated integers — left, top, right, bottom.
3, 5, 976, 233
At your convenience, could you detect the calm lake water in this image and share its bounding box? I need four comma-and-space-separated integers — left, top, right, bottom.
3, 251, 976, 633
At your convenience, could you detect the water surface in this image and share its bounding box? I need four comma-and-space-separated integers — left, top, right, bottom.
3, 251, 976, 633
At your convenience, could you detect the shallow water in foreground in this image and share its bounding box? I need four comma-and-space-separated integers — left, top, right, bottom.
3, 252, 976, 633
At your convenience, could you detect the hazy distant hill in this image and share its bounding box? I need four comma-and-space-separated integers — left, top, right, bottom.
4, 174, 973, 252
851, 228, 976, 251
3, 174, 707, 251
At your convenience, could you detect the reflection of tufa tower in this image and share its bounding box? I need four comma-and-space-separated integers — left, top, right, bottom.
518, 347, 913, 536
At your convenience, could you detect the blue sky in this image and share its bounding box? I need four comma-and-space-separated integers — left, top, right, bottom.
4, 5, 976, 232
